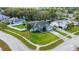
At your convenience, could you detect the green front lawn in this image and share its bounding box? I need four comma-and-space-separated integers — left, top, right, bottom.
31, 32, 59, 45
13, 24, 25, 29
66, 26, 79, 33
39, 39, 64, 50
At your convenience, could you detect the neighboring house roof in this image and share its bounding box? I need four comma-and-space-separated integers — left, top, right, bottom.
8, 17, 24, 23
28, 20, 51, 32
28, 20, 50, 26
50, 22, 59, 27
50, 19, 71, 29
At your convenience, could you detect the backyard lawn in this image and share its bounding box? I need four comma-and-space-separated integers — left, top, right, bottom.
66, 26, 79, 33
13, 24, 25, 29
31, 32, 59, 45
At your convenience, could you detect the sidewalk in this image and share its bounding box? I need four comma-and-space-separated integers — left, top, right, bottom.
50, 30, 67, 41
56, 28, 75, 37
51, 36, 79, 51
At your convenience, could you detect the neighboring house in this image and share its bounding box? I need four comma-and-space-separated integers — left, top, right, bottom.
50, 19, 72, 29
0, 14, 10, 24
8, 17, 24, 24
28, 20, 52, 32
0, 13, 24, 25
56, 12, 74, 20
0, 14, 10, 21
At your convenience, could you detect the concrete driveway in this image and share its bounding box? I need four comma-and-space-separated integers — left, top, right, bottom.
0, 31, 32, 51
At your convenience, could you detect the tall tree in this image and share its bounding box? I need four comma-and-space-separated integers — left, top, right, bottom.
27, 24, 32, 39
33, 11, 50, 21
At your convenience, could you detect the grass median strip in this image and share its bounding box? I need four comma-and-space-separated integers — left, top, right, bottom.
74, 32, 79, 35
39, 39, 64, 50
0, 40, 11, 51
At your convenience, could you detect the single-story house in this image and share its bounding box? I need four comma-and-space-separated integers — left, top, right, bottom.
8, 17, 24, 24
28, 20, 52, 32
50, 19, 72, 29
0, 14, 10, 21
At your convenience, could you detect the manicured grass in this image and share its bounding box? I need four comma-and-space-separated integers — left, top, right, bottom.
0, 40, 11, 51
13, 24, 25, 29
2, 27, 59, 45
0, 28, 36, 49
39, 39, 64, 50
31, 32, 59, 45
0, 26, 59, 49
66, 26, 79, 33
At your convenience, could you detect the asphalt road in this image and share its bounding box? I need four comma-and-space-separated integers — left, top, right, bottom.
51, 36, 79, 51
0, 31, 32, 51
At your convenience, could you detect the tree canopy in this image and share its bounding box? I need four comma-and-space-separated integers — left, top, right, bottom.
1, 7, 79, 21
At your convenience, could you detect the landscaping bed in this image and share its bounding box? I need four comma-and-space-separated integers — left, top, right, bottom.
39, 39, 64, 50
0, 40, 11, 51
